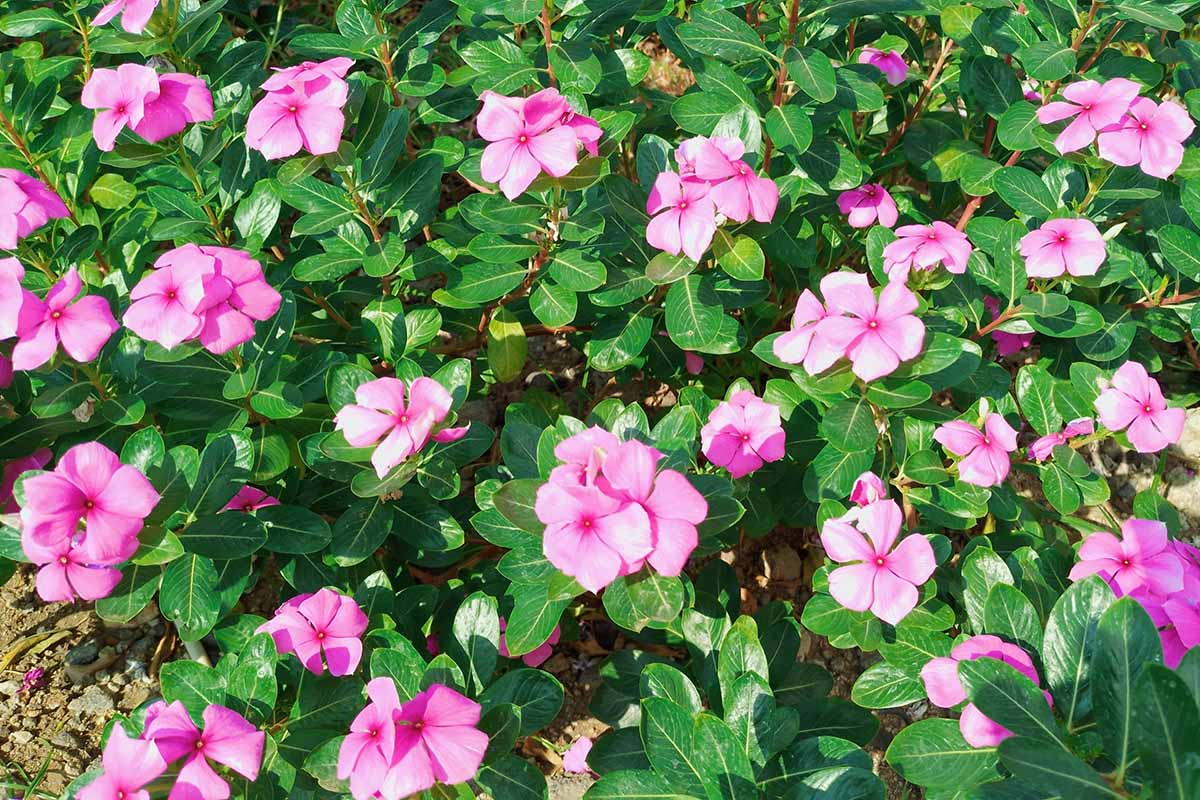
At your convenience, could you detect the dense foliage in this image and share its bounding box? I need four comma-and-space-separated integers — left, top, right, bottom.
2, 0, 1200, 798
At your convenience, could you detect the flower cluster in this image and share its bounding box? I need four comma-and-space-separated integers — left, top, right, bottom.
248, 57, 354, 160
257, 587, 368, 676
20, 443, 159, 602
81, 63, 213, 151
333, 376, 469, 478
124, 244, 281, 355
1069, 519, 1199, 667
337, 679, 488, 799
646, 135, 779, 261
0, 169, 69, 250
882, 221, 973, 281
700, 390, 785, 479
774, 271, 925, 381
820, 498, 935, 624
79, 700, 263, 800
921, 635, 1052, 747
1038, 78, 1195, 178
535, 428, 708, 593
478, 88, 602, 199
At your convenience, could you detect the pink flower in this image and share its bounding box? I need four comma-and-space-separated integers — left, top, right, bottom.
837, 183, 898, 228
676, 136, 743, 177
256, 588, 368, 676
81, 64, 212, 151
21, 533, 122, 602
562, 737, 593, 774
478, 88, 583, 199
920, 635, 1051, 748
78, 725, 166, 800
561, 109, 602, 157
1019, 218, 1106, 278
12, 267, 118, 371
689, 139, 778, 224
141, 701, 263, 800
1094, 361, 1185, 453
247, 58, 353, 160
685, 351, 704, 375
536, 480, 653, 593
1028, 418, 1094, 462
858, 47, 907, 85
0, 355, 11, 388
1097, 97, 1196, 179
700, 390, 785, 479
820, 499, 935, 624
773, 288, 841, 375
92, 0, 158, 33
333, 376, 467, 478
224, 486, 280, 512
882, 222, 973, 280
1068, 518, 1184, 596
983, 295, 1032, 357
0, 169, 69, 249
20, 442, 159, 565
339, 677, 402, 800
0, 257, 29, 340
816, 272, 926, 381
377, 684, 489, 799
0, 448, 51, 513
148, 245, 282, 355
645, 171, 717, 262
124, 256, 229, 350
498, 617, 560, 667
849, 471, 887, 506
933, 414, 1018, 487
425, 634, 439, 655
566, 433, 708, 578
1037, 78, 1140, 154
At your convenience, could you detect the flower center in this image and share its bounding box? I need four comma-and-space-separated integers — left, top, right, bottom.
1143, 404, 1153, 414
412, 721, 425, 732
1139, 123, 1148, 131
1083, 104, 1092, 111
288, 105, 297, 114
369, 728, 379, 738
737, 167, 747, 176
117, 792, 125, 800
116, 105, 126, 114
59, 556, 69, 565
166, 290, 177, 300
84, 499, 95, 510
741, 433, 750, 442
399, 414, 409, 423
867, 320, 878, 329
1122, 558, 1131, 567
866, 187, 876, 196
518, 134, 529, 143
874, 557, 885, 567
50, 310, 62, 320
679, 200, 689, 210
927, 232, 937, 240
1057, 235, 1067, 243
195, 740, 205, 750
983, 437, 991, 445
316, 631, 325, 640
582, 519, 592, 528
244, 504, 255, 512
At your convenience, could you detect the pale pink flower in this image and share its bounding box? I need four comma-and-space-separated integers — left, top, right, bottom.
1068, 518, 1184, 596
882, 221, 973, 280
562, 737, 593, 774
773, 288, 841, 375
1037, 78, 1140, 153
816, 273, 926, 381
1019, 218, 1106, 278
820, 499, 935, 625
78, 725, 166, 800
920, 635, 1051, 748
20, 442, 159, 564
1028, 418, 1094, 462
0, 170, 69, 249
478, 88, 582, 199
257, 588, 368, 676
1097, 97, 1195, 179
0, 257, 29, 340
849, 471, 887, 506
81, 64, 212, 151
690, 139, 778, 224
982, 295, 1032, 357
12, 267, 118, 371
333, 376, 466, 478
142, 700, 264, 800
498, 617, 560, 667
933, 414, 1018, 488
675, 136, 743, 177
0, 448, 51, 513
858, 47, 907, 85
224, 486, 280, 512
247, 58, 353, 159
700, 390, 785, 479
536, 480, 653, 593
149, 244, 282, 355
377, 684, 489, 799
837, 183, 898, 228
21, 533, 122, 603
1094, 361, 1184, 453
645, 171, 717, 262
92, 0, 158, 33
339, 677, 402, 800
124, 257, 228, 350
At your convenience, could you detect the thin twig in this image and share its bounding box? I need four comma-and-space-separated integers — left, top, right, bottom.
541, 0, 556, 86
303, 287, 353, 331
761, 0, 801, 171
880, 38, 954, 157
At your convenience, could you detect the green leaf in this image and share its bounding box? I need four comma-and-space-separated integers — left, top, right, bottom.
678, 8, 773, 64
983, 583, 1043, 652
180, 512, 268, 559
586, 771, 694, 799
488, 307, 527, 383
1042, 576, 1115, 729
226, 633, 278, 724
160, 555, 222, 642
330, 498, 394, 566
1157, 224, 1200, 281
997, 737, 1123, 798
95, 564, 163, 624
712, 232, 765, 281
1132, 665, 1200, 799
640, 697, 707, 797
850, 662, 925, 709
89, 174, 137, 209
786, 48, 838, 103
640, 664, 703, 712
186, 434, 247, 517
961, 547, 1014, 633
994, 166, 1057, 218
958, 658, 1067, 748
449, 591, 500, 694
765, 105, 813, 155
476, 753, 546, 800
1017, 42, 1075, 80
693, 714, 756, 800
160, 660, 226, 723
257, 505, 333, 555
480, 669, 564, 735
604, 571, 686, 633
1094, 598, 1164, 781
819, 397, 877, 453
1015, 364, 1061, 436
885, 718, 1000, 789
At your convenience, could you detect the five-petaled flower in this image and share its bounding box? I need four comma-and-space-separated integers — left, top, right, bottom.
1094, 361, 1184, 453
934, 414, 1018, 488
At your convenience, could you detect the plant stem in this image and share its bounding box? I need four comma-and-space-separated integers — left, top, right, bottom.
303, 287, 353, 331
761, 0, 801, 171
880, 38, 954, 157
541, 0, 556, 86
176, 139, 228, 245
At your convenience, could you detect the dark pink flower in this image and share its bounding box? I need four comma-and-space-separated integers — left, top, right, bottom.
257, 588, 368, 676
12, 267, 118, 371
645, 171, 717, 262
700, 390, 786, 479
78, 725, 166, 800
0, 169, 69, 249
477, 89, 583, 199
81, 64, 212, 151
1019, 218, 1106, 278
21, 532, 122, 602
338, 677, 402, 800
1028, 418, 1094, 462
983, 295, 1032, 357
247, 58, 354, 160
837, 183, 898, 228
882, 222, 973, 280
1037, 78, 1139, 154
849, 471, 887, 506
92, 0, 158, 33
224, 486, 280, 512
142, 700, 265, 800
1068, 518, 1184, 596
773, 288, 841, 375
124, 257, 229, 350
858, 47, 907, 85
815, 272, 926, 381
689, 139, 778, 224
498, 617, 560, 667
377, 684, 489, 798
